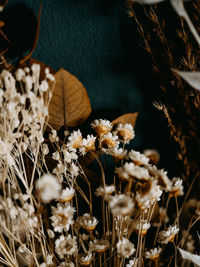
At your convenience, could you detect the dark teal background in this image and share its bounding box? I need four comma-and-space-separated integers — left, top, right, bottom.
1, 0, 178, 173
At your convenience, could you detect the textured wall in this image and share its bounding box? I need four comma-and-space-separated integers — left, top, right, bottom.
1, 0, 177, 172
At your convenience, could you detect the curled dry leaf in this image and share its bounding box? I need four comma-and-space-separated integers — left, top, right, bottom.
172, 69, 200, 91
179, 248, 200, 266
112, 112, 139, 127
48, 68, 92, 130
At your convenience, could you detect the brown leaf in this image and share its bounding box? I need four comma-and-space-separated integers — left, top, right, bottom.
112, 112, 139, 127
48, 68, 91, 130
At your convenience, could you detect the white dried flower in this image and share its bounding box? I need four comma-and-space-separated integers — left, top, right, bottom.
79, 253, 93, 266
60, 187, 75, 202
107, 147, 127, 162
117, 238, 135, 258
148, 165, 172, 192
145, 247, 162, 260
55, 235, 77, 258
124, 162, 149, 180
91, 119, 112, 136
95, 185, 115, 197
115, 123, 135, 143
76, 213, 98, 232
101, 132, 119, 150
79, 134, 96, 155
136, 179, 162, 210
128, 150, 149, 165
109, 194, 134, 217
170, 177, 184, 197
67, 130, 83, 150
89, 239, 109, 253
158, 225, 179, 244
126, 258, 138, 267
135, 219, 151, 236
49, 129, 59, 142
36, 174, 61, 203
51, 203, 75, 232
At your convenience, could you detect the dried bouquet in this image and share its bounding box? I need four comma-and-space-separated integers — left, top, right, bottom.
0, 0, 199, 266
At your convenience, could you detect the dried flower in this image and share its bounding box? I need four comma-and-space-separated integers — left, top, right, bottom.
145, 247, 162, 260
76, 213, 98, 232
67, 130, 83, 150
109, 194, 134, 217
95, 185, 115, 197
115, 123, 135, 143
117, 238, 135, 258
158, 225, 179, 244
135, 219, 150, 236
124, 162, 149, 180
101, 132, 119, 150
60, 187, 75, 202
91, 119, 112, 136
170, 177, 184, 197
89, 239, 110, 253
55, 235, 77, 258
79, 135, 96, 155
143, 149, 160, 165
107, 147, 127, 162
36, 174, 61, 203
126, 258, 138, 267
128, 150, 149, 165
79, 253, 93, 266
51, 203, 75, 232
148, 165, 172, 192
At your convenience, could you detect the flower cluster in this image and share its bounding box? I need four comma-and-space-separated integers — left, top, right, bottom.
0, 66, 190, 267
